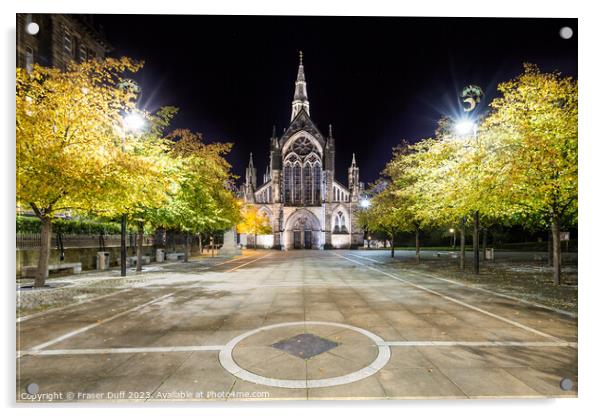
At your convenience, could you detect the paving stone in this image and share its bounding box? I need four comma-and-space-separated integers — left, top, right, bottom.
439, 367, 541, 397
377, 367, 467, 398
16, 250, 578, 401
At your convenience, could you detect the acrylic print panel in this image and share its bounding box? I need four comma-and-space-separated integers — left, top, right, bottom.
16, 14, 577, 402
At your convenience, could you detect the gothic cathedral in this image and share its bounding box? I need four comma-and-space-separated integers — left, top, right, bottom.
240, 53, 364, 249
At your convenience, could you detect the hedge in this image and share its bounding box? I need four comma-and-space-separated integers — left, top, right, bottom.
17, 216, 123, 235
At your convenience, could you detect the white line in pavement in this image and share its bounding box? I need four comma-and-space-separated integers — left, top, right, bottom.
212, 255, 252, 267
334, 253, 566, 343
16, 255, 247, 324
19, 345, 224, 356
19, 253, 268, 357
385, 340, 577, 348
347, 253, 383, 264
402, 269, 578, 319
17, 289, 132, 323
350, 252, 577, 319
18, 339, 578, 358
226, 253, 272, 272
25, 293, 175, 354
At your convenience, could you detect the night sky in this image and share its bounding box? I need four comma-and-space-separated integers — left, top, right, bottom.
92, 15, 577, 185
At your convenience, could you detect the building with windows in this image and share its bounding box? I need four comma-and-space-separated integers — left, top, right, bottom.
240, 53, 364, 249
17, 14, 111, 72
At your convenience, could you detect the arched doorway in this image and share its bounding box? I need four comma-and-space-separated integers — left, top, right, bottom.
292, 219, 313, 249
284, 209, 322, 250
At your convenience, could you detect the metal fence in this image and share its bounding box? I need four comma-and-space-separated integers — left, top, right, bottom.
16, 233, 156, 250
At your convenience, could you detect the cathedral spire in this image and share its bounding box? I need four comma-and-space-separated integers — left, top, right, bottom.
348, 153, 360, 201
244, 152, 257, 199
291, 51, 310, 121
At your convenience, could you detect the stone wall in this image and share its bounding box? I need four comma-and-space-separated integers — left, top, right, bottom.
331, 233, 351, 249
16, 241, 200, 277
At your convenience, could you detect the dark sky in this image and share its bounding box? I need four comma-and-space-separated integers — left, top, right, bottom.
92, 15, 577, 185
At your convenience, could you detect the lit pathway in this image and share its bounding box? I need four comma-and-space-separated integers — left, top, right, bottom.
17, 250, 577, 401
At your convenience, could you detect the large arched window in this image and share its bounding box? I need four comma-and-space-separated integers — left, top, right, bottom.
333, 211, 347, 234
303, 164, 312, 204
293, 163, 302, 205
313, 164, 321, 204
283, 144, 322, 206
284, 164, 292, 204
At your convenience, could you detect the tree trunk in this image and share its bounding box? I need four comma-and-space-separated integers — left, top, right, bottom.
120, 214, 127, 277
415, 227, 421, 263
198, 233, 203, 255
482, 228, 487, 261
390, 233, 395, 258
460, 218, 466, 270
551, 218, 562, 285
184, 232, 190, 262
547, 229, 553, 266
473, 211, 480, 274
136, 222, 144, 272
254, 233, 257, 249
35, 217, 52, 288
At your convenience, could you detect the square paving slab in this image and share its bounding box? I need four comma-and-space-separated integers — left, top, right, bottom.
272, 333, 339, 360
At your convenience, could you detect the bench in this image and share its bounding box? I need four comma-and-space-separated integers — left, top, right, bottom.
165, 252, 186, 261
21, 262, 82, 278
129, 256, 151, 265
436, 252, 459, 258
116, 256, 151, 267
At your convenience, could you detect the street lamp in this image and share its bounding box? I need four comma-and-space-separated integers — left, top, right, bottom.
359, 197, 371, 247
122, 112, 146, 133
455, 84, 484, 274
119, 111, 146, 277
454, 119, 477, 136
449, 228, 456, 249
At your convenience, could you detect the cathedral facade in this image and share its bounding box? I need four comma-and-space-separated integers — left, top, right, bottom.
240, 53, 364, 250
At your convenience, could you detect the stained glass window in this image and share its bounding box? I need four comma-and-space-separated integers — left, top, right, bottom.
284, 164, 292, 204
313, 164, 321, 204
304, 164, 312, 204
293, 164, 302, 205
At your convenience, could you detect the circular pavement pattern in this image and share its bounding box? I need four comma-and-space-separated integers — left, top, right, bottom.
218, 321, 391, 388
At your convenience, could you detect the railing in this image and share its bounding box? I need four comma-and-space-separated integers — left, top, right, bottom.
16, 233, 156, 250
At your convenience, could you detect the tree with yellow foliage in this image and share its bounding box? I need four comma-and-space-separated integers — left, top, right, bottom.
381, 64, 576, 284
148, 129, 241, 260
237, 205, 272, 249
478, 64, 577, 284
16, 58, 169, 287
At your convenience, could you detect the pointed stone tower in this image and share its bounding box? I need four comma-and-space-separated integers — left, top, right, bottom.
348, 153, 360, 202
243, 152, 257, 203
291, 51, 310, 121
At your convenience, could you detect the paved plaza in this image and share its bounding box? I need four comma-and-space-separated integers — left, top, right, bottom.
16, 250, 577, 402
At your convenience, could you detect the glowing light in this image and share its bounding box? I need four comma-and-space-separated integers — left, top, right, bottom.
360, 198, 371, 208
559, 26, 573, 40
449, 228, 455, 233
455, 120, 476, 136
122, 112, 146, 132
26, 22, 39, 35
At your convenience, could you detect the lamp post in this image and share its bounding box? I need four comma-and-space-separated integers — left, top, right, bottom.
359, 197, 371, 248
119, 112, 146, 277
449, 228, 456, 249
456, 84, 484, 274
